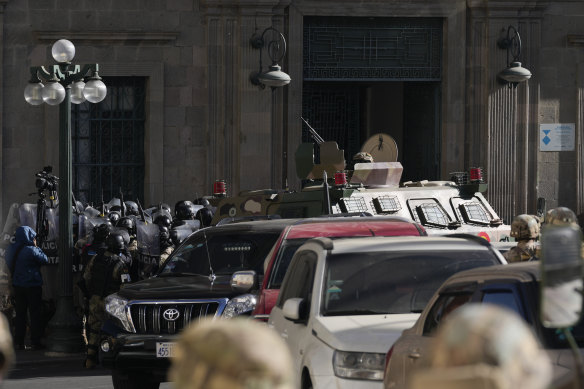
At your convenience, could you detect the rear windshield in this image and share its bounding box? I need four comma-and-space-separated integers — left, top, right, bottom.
322, 250, 499, 316
159, 231, 280, 276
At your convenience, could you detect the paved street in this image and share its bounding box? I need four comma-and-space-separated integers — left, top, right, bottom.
3, 349, 173, 389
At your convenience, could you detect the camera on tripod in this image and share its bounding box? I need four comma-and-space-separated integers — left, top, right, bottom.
35, 166, 59, 195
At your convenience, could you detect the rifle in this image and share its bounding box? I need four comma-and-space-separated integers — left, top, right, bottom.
119, 187, 125, 217
100, 189, 106, 217
136, 198, 146, 223
301, 117, 325, 145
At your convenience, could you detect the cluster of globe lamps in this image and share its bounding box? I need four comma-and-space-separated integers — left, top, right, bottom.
24, 39, 107, 106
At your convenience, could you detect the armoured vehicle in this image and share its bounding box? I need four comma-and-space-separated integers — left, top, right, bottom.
209, 134, 511, 242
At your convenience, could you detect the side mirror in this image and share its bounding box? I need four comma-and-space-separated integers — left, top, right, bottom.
540, 224, 584, 328
283, 297, 308, 323
231, 270, 256, 293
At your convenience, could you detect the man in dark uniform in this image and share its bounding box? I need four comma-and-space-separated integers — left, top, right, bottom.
82, 231, 131, 369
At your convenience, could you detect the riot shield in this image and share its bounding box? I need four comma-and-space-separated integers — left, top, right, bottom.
0, 204, 21, 311
136, 221, 160, 278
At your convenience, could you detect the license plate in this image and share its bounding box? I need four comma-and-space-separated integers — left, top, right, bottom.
156, 342, 176, 358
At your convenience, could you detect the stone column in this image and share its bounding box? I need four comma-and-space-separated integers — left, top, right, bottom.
200, 0, 290, 195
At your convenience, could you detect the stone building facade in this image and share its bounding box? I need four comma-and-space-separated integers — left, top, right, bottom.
0, 0, 583, 224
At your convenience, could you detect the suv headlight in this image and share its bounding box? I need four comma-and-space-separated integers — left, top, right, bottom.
222, 294, 257, 319
105, 294, 134, 333
333, 350, 385, 381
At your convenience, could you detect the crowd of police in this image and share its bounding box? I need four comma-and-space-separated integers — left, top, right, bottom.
71, 198, 214, 368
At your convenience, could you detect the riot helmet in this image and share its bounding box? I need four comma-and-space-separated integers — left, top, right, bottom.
124, 201, 140, 216
107, 210, 122, 225
175, 200, 196, 221
159, 225, 171, 246
117, 216, 136, 236
93, 222, 113, 243
544, 207, 578, 226
169, 228, 181, 247
196, 207, 213, 228
510, 214, 540, 240
154, 213, 172, 229
106, 231, 126, 253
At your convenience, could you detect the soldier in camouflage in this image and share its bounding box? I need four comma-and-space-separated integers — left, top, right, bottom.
504, 214, 540, 263
83, 231, 131, 369
169, 319, 294, 389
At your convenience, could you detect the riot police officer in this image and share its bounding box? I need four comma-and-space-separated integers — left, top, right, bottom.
82, 231, 131, 368
116, 217, 140, 280
158, 225, 175, 268
124, 201, 140, 217
504, 214, 540, 263
174, 200, 197, 227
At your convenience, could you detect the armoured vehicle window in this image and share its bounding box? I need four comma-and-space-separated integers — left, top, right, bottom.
159, 231, 280, 276
372, 196, 402, 214
339, 197, 368, 213
322, 250, 497, 317
450, 196, 496, 225
459, 202, 490, 224
414, 203, 450, 227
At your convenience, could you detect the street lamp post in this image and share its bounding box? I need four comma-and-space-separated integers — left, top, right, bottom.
24, 39, 107, 353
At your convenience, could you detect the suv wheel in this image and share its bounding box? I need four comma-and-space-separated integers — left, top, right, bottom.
112, 370, 160, 389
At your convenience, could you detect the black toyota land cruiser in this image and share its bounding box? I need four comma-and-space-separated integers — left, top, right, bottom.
100, 218, 298, 389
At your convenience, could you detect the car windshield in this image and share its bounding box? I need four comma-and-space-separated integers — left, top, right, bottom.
322, 250, 499, 316
268, 239, 307, 288
159, 230, 280, 276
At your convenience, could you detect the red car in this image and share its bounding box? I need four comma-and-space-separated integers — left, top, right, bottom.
252, 216, 427, 321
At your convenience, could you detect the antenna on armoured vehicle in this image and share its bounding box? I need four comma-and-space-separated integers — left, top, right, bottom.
361, 133, 398, 162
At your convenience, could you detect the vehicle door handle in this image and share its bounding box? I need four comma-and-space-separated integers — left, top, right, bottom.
408, 351, 421, 359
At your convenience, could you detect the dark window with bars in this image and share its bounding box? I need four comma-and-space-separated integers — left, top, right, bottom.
72, 77, 146, 206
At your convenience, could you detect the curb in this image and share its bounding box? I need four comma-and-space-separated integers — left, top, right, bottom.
13, 350, 85, 366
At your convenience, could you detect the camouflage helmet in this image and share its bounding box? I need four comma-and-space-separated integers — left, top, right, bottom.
0, 313, 13, 380
169, 319, 293, 389
544, 207, 578, 226
352, 151, 373, 163
510, 214, 540, 240
422, 304, 551, 389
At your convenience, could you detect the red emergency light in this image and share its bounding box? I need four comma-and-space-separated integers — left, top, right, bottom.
334, 172, 347, 186
469, 167, 484, 183
213, 179, 227, 197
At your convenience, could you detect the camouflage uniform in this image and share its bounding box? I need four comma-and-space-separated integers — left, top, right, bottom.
83, 250, 131, 368
504, 214, 540, 263
169, 319, 294, 389
159, 245, 174, 268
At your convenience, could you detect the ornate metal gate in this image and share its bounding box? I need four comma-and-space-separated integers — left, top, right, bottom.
302, 17, 443, 174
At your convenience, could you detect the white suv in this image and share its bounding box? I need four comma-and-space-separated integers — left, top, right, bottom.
268, 235, 506, 389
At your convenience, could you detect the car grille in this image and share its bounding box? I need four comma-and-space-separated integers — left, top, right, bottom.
128, 299, 227, 334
